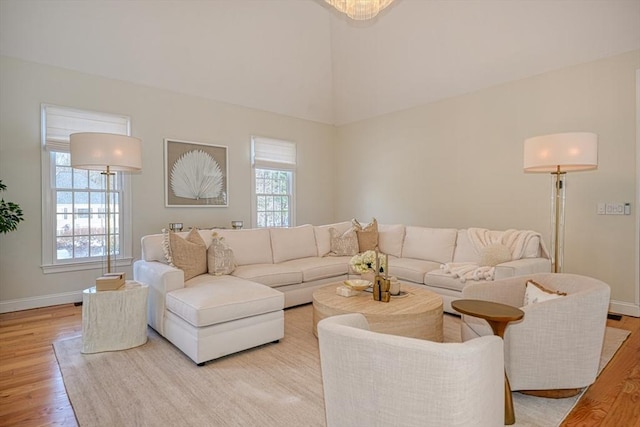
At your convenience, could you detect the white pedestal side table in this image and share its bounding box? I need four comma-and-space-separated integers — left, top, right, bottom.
82, 281, 149, 353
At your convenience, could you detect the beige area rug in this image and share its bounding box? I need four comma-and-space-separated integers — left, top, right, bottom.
54, 304, 630, 427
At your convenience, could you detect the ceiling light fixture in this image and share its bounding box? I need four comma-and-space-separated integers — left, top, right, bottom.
325, 0, 395, 21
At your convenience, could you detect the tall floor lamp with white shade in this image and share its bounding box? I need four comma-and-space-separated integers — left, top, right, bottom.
523, 132, 598, 273
70, 132, 142, 286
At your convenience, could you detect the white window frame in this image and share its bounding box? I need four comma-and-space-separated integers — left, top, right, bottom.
40, 104, 134, 273
251, 136, 296, 228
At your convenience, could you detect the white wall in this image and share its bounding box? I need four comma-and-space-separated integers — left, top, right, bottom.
0, 55, 336, 311
1, 51, 638, 315
335, 50, 639, 314
329, 1, 640, 125
0, 0, 335, 124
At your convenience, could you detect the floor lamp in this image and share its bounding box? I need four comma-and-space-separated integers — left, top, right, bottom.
70, 132, 142, 284
524, 132, 598, 273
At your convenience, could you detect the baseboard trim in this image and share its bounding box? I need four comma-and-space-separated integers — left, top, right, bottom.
0, 291, 83, 314
609, 299, 640, 318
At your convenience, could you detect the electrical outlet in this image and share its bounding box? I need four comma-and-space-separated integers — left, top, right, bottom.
599, 202, 631, 215
605, 203, 626, 215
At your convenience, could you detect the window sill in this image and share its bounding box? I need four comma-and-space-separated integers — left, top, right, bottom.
41, 258, 133, 274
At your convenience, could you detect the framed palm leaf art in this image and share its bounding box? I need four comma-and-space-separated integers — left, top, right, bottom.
164, 139, 228, 207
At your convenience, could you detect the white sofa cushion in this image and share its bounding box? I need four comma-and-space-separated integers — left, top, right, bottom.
217, 228, 273, 266
402, 227, 457, 264
451, 230, 479, 263
314, 221, 352, 257
281, 257, 350, 282
166, 275, 283, 328
388, 257, 441, 284
270, 225, 318, 263
378, 224, 405, 258
232, 263, 302, 287
424, 269, 468, 292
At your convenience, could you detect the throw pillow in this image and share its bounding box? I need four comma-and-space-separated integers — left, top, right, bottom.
207, 232, 236, 275
163, 228, 207, 281
352, 217, 379, 252
329, 227, 359, 256
478, 243, 512, 267
523, 280, 567, 306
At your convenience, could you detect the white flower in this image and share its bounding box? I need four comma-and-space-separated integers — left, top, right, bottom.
349, 250, 386, 274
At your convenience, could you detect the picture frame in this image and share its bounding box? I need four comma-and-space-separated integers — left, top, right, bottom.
164, 138, 228, 207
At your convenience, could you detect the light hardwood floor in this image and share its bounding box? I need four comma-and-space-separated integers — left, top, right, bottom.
0, 303, 638, 426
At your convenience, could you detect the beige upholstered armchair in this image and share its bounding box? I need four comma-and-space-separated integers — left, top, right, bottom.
317, 313, 504, 427
460, 273, 610, 396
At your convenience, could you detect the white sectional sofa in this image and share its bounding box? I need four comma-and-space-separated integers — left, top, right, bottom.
134, 221, 550, 364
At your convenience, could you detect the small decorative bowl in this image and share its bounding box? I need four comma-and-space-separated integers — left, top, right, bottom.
343, 279, 372, 291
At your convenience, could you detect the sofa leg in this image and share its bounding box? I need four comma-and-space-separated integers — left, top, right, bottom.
197, 362, 206, 367
272, 339, 280, 344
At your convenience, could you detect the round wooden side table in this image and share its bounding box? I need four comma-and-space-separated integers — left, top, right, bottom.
451, 299, 524, 426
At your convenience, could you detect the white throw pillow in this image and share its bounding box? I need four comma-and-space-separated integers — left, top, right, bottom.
314, 221, 352, 257
523, 280, 567, 306
207, 233, 236, 275
479, 243, 512, 267
329, 227, 359, 256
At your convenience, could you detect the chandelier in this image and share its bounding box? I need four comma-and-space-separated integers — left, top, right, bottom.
325, 0, 395, 21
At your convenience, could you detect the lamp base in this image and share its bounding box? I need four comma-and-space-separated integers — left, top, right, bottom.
95, 272, 125, 291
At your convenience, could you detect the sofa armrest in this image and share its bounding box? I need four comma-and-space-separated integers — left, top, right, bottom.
133, 260, 185, 335
494, 258, 551, 280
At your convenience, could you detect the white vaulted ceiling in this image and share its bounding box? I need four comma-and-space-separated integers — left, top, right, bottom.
1, 0, 639, 125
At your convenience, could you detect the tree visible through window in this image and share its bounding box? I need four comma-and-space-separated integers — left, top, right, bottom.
255, 169, 292, 227
251, 136, 296, 228
53, 152, 121, 261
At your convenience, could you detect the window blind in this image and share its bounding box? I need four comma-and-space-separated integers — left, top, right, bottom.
252, 136, 296, 169
42, 104, 130, 152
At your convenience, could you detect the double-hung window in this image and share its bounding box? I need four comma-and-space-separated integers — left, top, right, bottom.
251, 136, 296, 228
41, 105, 134, 273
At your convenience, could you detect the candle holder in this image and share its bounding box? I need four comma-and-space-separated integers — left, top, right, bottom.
169, 222, 183, 232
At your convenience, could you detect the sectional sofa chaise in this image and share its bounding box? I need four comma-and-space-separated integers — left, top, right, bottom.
133, 221, 550, 364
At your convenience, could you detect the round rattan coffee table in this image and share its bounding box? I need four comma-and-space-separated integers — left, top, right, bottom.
312, 282, 443, 342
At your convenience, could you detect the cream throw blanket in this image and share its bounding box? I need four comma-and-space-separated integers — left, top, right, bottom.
441, 228, 549, 283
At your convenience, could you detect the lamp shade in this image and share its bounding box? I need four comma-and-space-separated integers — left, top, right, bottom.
70, 132, 142, 171
523, 132, 597, 173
